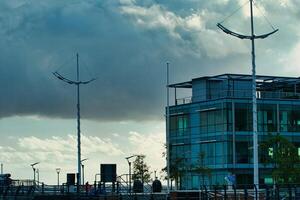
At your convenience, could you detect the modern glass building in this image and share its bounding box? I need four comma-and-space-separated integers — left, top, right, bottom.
167, 74, 300, 189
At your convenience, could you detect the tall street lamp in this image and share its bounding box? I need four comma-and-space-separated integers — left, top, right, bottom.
56, 168, 61, 187
53, 54, 95, 185
125, 155, 139, 194
30, 162, 40, 186
81, 158, 88, 185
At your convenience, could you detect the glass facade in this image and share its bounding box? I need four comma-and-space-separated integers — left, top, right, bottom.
168, 75, 300, 189
168, 100, 300, 189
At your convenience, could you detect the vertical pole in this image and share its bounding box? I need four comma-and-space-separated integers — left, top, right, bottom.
82, 164, 85, 185
76, 53, 82, 186
33, 168, 36, 185
250, 0, 259, 192
166, 62, 170, 194
1, 163, 3, 174
232, 102, 236, 173
57, 171, 60, 187
37, 169, 40, 185
129, 162, 131, 194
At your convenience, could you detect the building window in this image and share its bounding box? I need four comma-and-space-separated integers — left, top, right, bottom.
280, 105, 300, 132
199, 103, 227, 134
235, 103, 252, 131
236, 141, 250, 163
170, 114, 189, 136
258, 104, 277, 132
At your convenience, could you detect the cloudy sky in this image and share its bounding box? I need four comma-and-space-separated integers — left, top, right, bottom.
0, 0, 299, 184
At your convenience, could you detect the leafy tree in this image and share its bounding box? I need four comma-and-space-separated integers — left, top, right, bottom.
192, 152, 211, 186
260, 133, 300, 184
132, 155, 152, 183
161, 156, 185, 190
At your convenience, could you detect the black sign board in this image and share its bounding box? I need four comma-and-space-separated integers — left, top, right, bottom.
67, 173, 76, 185
101, 164, 116, 182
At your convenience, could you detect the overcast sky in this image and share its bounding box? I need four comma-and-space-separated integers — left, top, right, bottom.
0, 0, 300, 184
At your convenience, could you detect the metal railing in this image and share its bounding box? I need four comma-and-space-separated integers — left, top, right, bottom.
175, 90, 300, 105
1, 183, 300, 199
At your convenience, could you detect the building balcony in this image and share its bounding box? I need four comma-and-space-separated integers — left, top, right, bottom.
175, 90, 300, 105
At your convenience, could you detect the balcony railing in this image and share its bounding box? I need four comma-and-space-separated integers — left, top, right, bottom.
175, 90, 300, 105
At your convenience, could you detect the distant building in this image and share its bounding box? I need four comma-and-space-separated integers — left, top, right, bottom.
166, 74, 300, 189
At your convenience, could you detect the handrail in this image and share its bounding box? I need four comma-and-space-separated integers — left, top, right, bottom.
174, 90, 300, 105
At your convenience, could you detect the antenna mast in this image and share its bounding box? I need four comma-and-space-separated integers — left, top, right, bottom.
217, 0, 278, 189
53, 53, 95, 186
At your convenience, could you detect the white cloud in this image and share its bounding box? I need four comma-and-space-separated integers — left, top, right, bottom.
128, 130, 165, 172
120, 2, 248, 59
281, 41, 300, 74
0, 134, 124, 166
0, 128, 166, 184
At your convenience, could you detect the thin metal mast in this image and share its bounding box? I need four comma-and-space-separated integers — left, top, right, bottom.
217, 0, 278, 189
250, 0, 259, 189
53, 53, 95, 186
76, 53, 81, 186
166, 62, 170, 193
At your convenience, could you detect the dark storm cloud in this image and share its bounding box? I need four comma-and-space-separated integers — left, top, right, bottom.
0, 0, 298, 121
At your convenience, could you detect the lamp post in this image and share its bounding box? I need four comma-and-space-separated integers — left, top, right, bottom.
125, 155, 139, 194
53, 54, 95, 186
81, 158, 88, 185
217, 0, 278, 190
56, 168, 61, 188
30, 162, 40, 186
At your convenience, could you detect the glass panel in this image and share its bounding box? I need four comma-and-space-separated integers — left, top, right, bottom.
235, 103, 252, 131
258, 104, 277, 132
236, 142, 250, 163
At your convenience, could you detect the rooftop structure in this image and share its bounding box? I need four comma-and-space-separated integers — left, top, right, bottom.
169, 74, 300, 106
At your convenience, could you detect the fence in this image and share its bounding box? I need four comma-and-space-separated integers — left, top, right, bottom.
0, 183, 300, 200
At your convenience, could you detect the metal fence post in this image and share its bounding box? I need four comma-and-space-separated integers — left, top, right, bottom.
294, 185, 298, 200
275, 184, 280, 200
42, 183, 44, 194
244, 186, 248, 200
204, 185, 208, 200
224, 185, 227, 200
233, 184, 237, 200
214, 186, 217, 200
254, 184, 258, 200
265, 185, 270, 200
288, 184, 292, 200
